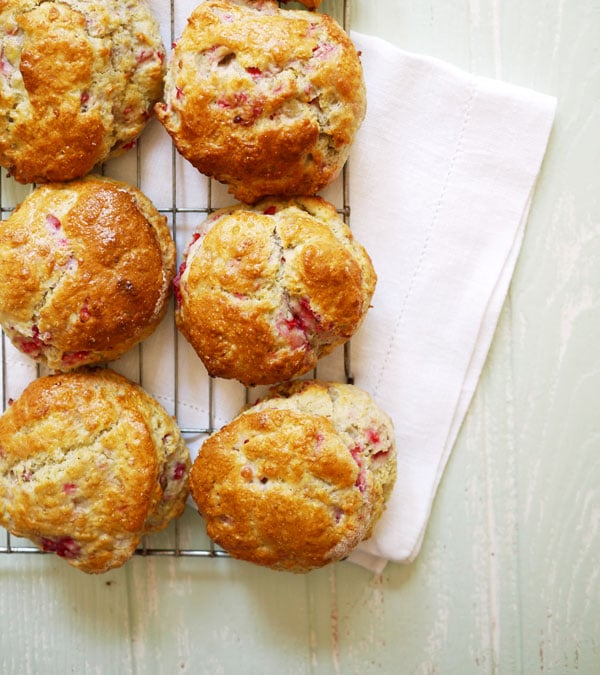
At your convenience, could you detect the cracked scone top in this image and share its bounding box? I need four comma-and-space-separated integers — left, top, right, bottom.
174, 197, 377, 386
155, 0, 366, 203
190, 380, 396, 572
0, 0, 165, 183
0, 369, 191, 573
0, 175, 175, 370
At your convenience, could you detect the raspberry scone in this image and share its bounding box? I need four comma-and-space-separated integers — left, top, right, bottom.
0, 175, 175, 370
0, 0, 165, 184
155, 0, 366, 203
190, 380, 396, 572
174, 197, 376, 386
0, 369, 191, 573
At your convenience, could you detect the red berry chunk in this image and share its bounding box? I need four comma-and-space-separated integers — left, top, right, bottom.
312, 43, 335, 59
355, 469, 367, 493
172, 261, 187, 306
41, 536, 80, 559
0, 47, 14, 76
16, 325, 48, 357
285, 297, 322, 334
137, 50, 154, 64
45, 213, 61, 231
216, 92, 248, 110
350, 444, 362, 466
172, 462, 187, 480
61, 350, 90, 366
366, 428, 381, 445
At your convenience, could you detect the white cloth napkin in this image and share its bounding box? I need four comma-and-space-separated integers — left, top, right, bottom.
1, 4, 556, 574
344, 32, 556, 572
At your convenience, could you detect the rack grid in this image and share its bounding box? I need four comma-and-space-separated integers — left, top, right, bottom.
0, 0, 353, 562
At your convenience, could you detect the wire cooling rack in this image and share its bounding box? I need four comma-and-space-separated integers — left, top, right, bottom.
0, 0, 353, 561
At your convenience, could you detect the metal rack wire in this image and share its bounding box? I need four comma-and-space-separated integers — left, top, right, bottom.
0, 0, 352, 561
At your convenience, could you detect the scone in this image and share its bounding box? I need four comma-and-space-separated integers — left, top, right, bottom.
0, 175, 175, 370
174, 197, 376, 386
0, 0, 165, 184
155, 0, 366, 203
190, 380, 396, 572
0, 369, 191, 573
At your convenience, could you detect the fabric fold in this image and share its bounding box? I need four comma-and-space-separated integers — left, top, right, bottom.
346, 33, 556, 571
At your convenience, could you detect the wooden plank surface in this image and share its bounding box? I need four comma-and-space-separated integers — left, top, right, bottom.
1, 1, 599, 673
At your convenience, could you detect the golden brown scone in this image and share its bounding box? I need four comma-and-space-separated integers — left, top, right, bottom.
190, 380, 396, 572
0, 0, 165, 184
155, 0, 366, 203
0, 369, 191, 573
174, 197, 376, 386
0, 175, 175, 370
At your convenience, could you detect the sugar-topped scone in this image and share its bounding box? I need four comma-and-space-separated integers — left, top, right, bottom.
155, 0, 366, 203
174, 197, 376, 386
0, 175, 175, 370
190, 380, 396, 572
0, 0, 165, 183
0, 369, 191, 573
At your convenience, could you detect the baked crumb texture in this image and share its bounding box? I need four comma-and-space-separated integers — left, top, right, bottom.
0, 369, 191, 573
156, 0, 366, 203
174, 197, 377, 386
190, 380, 396, 572
0, 175, 176, 370
0, 0, 165, 183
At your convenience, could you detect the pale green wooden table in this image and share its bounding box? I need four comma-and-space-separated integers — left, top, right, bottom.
1, 1, 599, 673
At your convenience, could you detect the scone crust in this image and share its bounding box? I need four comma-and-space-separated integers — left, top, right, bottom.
0, 369, 190, 573
251, 380, 398, 535
0, 175, 175, 370
0, 0, 165, 183
155, 0, 366, 203
190, 380, 396, 571
175, 197, 376, 386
